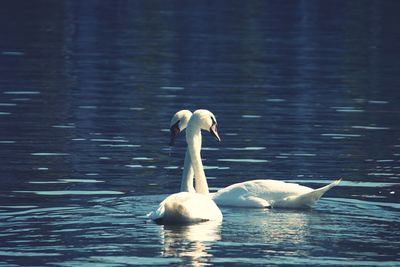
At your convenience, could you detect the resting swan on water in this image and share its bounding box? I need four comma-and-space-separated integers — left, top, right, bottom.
170, 109, 341, 209
148, 110, 222, 224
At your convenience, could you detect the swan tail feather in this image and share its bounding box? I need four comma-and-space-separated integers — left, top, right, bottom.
147, 205, 165, 221
294, 178, 341, 206
311, 178, 342, 200
275, 179, 341, 208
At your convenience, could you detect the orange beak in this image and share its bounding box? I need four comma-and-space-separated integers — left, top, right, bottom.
210, 124, 221, 142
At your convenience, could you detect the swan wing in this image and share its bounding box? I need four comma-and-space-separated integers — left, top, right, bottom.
241, 196, 271, 208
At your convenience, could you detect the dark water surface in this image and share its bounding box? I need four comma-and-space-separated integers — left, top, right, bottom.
1, 1, 400, 266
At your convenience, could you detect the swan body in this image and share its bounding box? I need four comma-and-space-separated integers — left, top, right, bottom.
170, 110, 341, 209
212, 179, 341, 208
148, 192, 222, 224
149, 110, 222, 224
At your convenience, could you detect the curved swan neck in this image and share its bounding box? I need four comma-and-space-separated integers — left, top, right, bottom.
180, 150, 195, 193
186, 121, 209, 195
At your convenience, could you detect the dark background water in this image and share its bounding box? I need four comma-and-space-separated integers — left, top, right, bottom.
0, 1, 399, 266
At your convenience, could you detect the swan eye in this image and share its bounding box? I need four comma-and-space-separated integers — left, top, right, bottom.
210, 116, 217, 126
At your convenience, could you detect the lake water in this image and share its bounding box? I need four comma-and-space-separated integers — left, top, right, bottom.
0, 1, 399, 266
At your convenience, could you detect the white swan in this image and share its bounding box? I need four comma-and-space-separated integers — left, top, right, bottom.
169, 110, 195, 193
148, 110, 222, 224
170, 110, 341, 209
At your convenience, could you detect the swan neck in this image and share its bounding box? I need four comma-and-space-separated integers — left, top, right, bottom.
186, 124, 209, 195
180, 150, 194, 192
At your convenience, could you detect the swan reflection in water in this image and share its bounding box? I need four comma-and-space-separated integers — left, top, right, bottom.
159, 220, 221, 266
223, 208, 318, 254
157, 208, 320, 265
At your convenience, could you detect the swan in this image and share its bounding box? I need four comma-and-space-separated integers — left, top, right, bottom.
148, 110, 222, 224
170, 110, 341, 209
169, 110, 195, 193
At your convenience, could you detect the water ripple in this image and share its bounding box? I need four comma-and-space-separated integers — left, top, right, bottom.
217, 158, 268, 163
14, 191, 124, 196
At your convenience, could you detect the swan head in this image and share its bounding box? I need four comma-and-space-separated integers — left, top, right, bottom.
190, 109, 221, 142
169, 110, 193, 145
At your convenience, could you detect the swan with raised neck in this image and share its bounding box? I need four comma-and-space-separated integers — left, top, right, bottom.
169, 110, 194, 192
171, 110, 341, 209
186, 109, 220, 195
147, 109, 222, 224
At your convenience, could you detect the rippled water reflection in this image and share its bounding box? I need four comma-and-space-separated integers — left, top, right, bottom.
0, 195, 399, 266
1, 0, 400, 266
